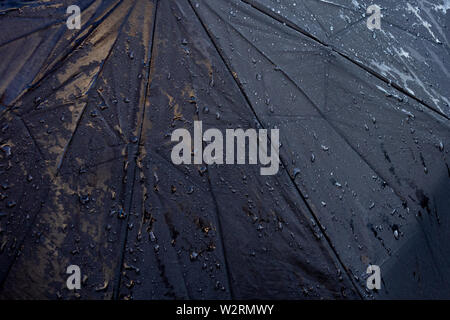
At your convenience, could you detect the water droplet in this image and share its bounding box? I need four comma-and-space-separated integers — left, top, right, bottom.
1, 145, 11, 157
34, 96, 42, 105
118, 206, 127, 219
79, 194, 90, 205
198, 166, 207, 175
393, 229, 399, 239
6, 200, 16, 208
190, 251, 198, 260
393, 225, 400, 240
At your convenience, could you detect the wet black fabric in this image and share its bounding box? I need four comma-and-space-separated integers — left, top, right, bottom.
0, 0, 449, 299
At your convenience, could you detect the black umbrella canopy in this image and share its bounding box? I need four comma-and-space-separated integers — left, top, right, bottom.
0, 0, 448, 299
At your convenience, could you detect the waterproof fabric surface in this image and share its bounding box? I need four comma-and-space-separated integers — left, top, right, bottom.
0, 0, 449, 299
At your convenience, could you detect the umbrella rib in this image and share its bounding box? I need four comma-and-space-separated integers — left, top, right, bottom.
189, 0, 364, 299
